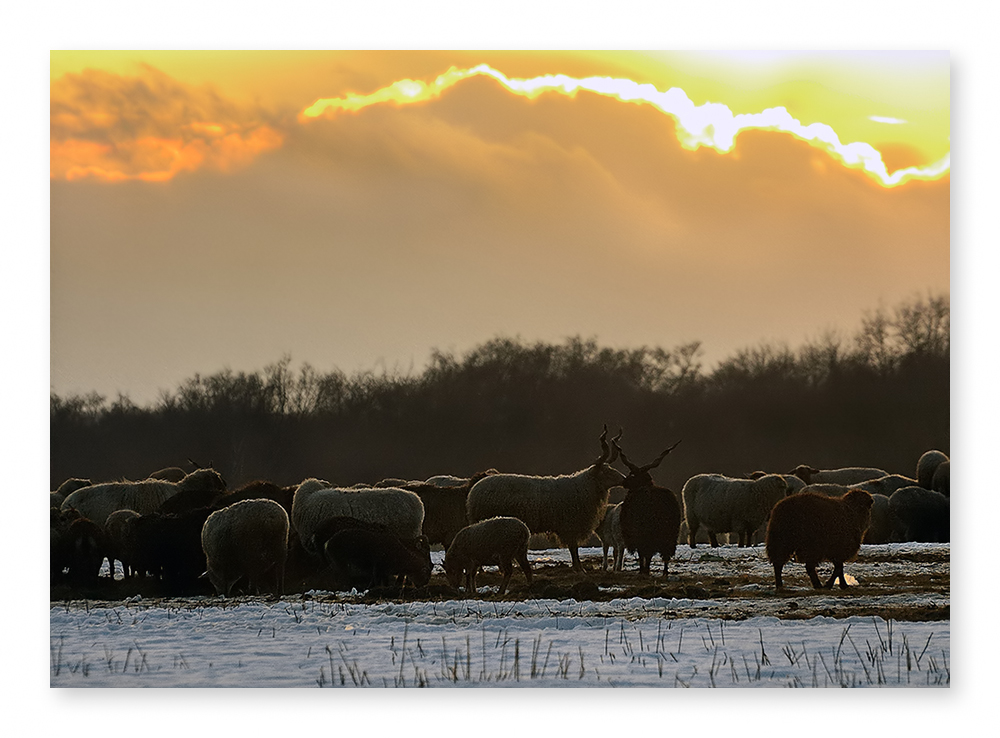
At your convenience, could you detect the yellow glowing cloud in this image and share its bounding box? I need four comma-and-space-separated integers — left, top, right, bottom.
301, 64, 949, 188
50, 66, 283, 182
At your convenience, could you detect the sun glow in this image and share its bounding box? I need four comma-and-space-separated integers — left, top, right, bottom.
301, 64, 950, 188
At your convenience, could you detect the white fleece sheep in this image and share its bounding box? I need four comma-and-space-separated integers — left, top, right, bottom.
789, 465, 889, 486
60, 468, 227, 528
916, 450, 949, 489
465, 427, 623, 571
291, 479, 425, 556
443, 516, 532, 596
595, 503, 625, 572
855, 474, 919, 497
682, 473, 790, 548
201, 498, 289, 596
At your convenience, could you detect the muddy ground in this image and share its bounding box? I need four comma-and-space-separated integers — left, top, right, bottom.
50, 543, 949, 623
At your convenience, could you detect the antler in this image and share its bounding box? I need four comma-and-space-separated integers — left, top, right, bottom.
607, 427, 623, 463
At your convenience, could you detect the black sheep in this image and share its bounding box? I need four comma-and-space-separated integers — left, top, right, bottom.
614, 440, 682, 578
320, 520, 432, 591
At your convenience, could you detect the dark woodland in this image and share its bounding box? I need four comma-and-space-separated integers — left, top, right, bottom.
50, 294, 949, 493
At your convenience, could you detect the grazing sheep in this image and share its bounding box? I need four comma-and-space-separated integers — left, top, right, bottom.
765, 489, 874, 590
888, 486, 949, 542
103, 508, 140, 579
595, 503, 625, 572
682, 473, 790, 548
615, 440, 682, 577
291, 480, 425, 556
61, 468, 227, 528
128, 506, 217, 588
855, 474, 919, 498
322, 526, 432, 591
443, 517, 532, 596
931, 461, 950, 497
788, 465, 889, 486
201, 499, 290, 596
52, 516, 105, 585
466, 426, 624, 571
916, 450, 949, 489
863, 493, 893, 544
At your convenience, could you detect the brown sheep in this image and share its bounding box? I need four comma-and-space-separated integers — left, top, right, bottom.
765, 489, 873, 590
444, 517, 532, 596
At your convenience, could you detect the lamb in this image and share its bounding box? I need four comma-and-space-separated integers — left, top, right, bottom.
916, 450, 949, 489
682, 473, 790, 547
61, 468, 227, 528
290, 479, 425, 557
765, 489, 874, 590
466, 426, 624, 571
615, 440, 682, 577
888, 486, 949, 542
595, 503, 625, 572
322, 525, 432, 591
443, 517, 532, 596
788, 465, 889, 486
201, 499, 290, 596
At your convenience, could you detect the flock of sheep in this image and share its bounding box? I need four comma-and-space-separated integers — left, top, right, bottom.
49, 429, 951, 598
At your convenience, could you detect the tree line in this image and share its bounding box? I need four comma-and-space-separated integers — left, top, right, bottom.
50, 293, 949, 493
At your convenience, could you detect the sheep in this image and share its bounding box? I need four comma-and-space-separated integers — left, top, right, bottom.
931, 460, 950, 497
788, 465, 889, 486
128, 506, 217, 588
443, 517, 532, 596
61, 468, 227, 528
854, 474, 919, 498
291, 479, 425, 557
765, 489, 874, 590
888, 486, 949, 542
863, 493, 893, 544
201, 499, 290, 596
322, 526, 432, 591
104, 508, 140, 579
595, 503, 625, 572
615, 440, 682, 577
916, 450, 949, 489
149, 466, 189, 483
466, 426, 624, 571
51, 478, 92, 507
423, 475, 467, 488
392, 470, 498, 548
682, 473, 790, 548
51, 515, 106, 586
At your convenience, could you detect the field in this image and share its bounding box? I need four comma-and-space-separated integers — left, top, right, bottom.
49, 542, 949, 687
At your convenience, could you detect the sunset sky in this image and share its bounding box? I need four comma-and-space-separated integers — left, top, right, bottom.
49, 48, 950, 404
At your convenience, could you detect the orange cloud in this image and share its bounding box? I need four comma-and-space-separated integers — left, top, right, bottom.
50, 66, 283, 182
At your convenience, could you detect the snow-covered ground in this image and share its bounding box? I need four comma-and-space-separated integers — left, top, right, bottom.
51, 544, 950, 687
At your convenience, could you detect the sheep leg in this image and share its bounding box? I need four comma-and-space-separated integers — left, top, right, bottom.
805, 562, 823, 589
613, 547, 623, 572
569, 545, 584, 571
772, 562, 784, 590
688, 521, 699, 548
824, 562, 848, 589
708, 530, 720, 548
516, 552, 533, 586
601, 545, 609, 571
498, 561, 514, 596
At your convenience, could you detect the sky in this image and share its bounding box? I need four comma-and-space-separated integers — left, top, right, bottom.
48, 48, 951, 404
